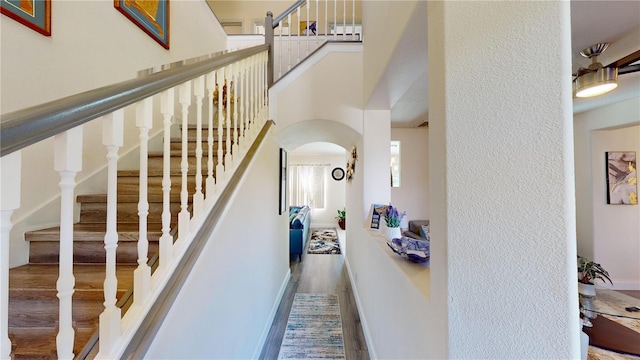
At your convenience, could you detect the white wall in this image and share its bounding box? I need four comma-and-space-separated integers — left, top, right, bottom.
591, 125, 640, 289
361, 1, 418, 106
288, 152, 347, 227
573, 97, 640, 264
145, 133, 290, 359
391, 127, 429, 222
1, 0, 227, 266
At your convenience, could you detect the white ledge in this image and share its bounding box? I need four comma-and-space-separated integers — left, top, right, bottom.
365, 229, 430, 298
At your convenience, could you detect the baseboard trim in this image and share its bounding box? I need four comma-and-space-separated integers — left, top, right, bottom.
344, 256, 377, 359
610, 281, 640, 291
252, 268, 291, 359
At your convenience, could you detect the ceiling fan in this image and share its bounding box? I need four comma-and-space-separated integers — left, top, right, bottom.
573, 43, 640, 98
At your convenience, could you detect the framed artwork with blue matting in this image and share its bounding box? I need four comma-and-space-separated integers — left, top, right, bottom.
1, 0, 51, 36
115, 0, 169, 49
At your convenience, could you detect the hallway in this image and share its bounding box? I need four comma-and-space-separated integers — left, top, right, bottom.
259, 229, 370, 359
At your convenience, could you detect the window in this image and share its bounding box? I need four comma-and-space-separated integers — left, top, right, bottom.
391, 141, 401, 187
289, 164, 326, 209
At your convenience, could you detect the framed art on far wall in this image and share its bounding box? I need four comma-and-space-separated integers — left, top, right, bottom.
1, 0, 51, 36
279, 148, 288, 215
115, 0, 170, 49
605, 151, 637, 205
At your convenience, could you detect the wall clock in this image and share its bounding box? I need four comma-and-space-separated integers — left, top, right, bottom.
332, 167, 345, 181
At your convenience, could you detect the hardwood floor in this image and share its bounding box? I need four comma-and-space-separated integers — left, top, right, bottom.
617, 290, 640, 301
259, 229, 370, 360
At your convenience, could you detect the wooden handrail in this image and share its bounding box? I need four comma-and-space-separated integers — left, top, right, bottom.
0, 44, 269, 157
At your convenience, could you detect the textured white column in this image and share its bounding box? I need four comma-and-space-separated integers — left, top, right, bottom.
134, 97, 153, 305
427, 2, 577, 358
54, 127, 83, 360
98, 110, 123, 357
159, 89, 175, 269
178, 81, 192, 239
193, 76, 205, 217
0, 152, 20, 360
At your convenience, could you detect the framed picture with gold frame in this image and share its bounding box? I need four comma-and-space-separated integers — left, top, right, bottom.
1, 0, 51, 36
115, 0, 169, 49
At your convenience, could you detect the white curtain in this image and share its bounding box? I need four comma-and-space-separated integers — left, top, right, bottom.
289, 165, 326, 209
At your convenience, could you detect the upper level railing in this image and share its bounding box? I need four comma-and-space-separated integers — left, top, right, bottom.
265, 0, 362, 84
0, 44, 269, 359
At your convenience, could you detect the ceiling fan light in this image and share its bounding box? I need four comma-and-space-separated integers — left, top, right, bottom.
574, 66, 618, 98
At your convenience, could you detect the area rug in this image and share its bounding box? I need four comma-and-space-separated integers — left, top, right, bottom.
277, 293, 345, 359
307, 228, 341, 255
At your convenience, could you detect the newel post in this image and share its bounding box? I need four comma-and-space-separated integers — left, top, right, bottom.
0, 151, 21, 360
265, 11, 274, 87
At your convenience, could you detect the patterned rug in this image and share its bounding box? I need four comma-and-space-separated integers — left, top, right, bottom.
278, 293, 345, 359
307, 228, 341, 255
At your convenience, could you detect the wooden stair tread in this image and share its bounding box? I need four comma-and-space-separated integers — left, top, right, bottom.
77, 193, 182, 203
25, 223, 163, 242
10, 327, 95, 359
10, 264, 136, 291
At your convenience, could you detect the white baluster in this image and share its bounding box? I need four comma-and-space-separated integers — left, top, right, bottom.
216, 69, 225, 183
232, 64, 239, 159
159, 89, 174, 269
225, 65, 233, 169
97, 110, 123, 357
54, 127, 83, 360
134, 97, 152, 305
288, 14, 292, 71
325, 0, 328, 39
316, 0, 319, 45
334, 0, 337, 39
278, 24, 283, 78
297, 7, 301, 64
239, 59, 247, 154
0, 151, 20, 360
343, 0, 346, 40
178, 82, 192, 239
261, 52, 267, 123
205, 73, 216, 200
193, 76, 205, 217
352, 0, 355, 40
306, 2, 310, 54
249, 60, 255, 138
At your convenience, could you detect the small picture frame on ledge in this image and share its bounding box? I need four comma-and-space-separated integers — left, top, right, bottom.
279, 148, 288, 214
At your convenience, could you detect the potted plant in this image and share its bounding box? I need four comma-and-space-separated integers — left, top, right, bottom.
577, 256, 612, 297
383, 204, 405, 241
335, 208, 346, 230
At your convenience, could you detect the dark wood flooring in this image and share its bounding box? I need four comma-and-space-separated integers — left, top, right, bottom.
259, 230, 370, 360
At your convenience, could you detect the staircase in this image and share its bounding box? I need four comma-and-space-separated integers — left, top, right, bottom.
7, 125, 225, 358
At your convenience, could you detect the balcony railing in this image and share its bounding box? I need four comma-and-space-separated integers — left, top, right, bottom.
265, 0, 362, 84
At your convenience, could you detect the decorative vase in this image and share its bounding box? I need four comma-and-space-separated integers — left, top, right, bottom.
386, 226, 402, 241
578, 282, 596, 297
338, 219, 345, 230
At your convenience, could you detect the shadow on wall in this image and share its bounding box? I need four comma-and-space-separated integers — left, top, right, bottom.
274, 119, 361, 151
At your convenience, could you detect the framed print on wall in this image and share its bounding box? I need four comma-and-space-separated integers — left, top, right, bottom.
1, 0, 51, 36
114, 0, 170, 49
279, 148, 288, 215
606, 151, 637, 205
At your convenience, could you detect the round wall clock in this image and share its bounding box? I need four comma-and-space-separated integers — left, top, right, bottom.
332, 167, 345, 181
